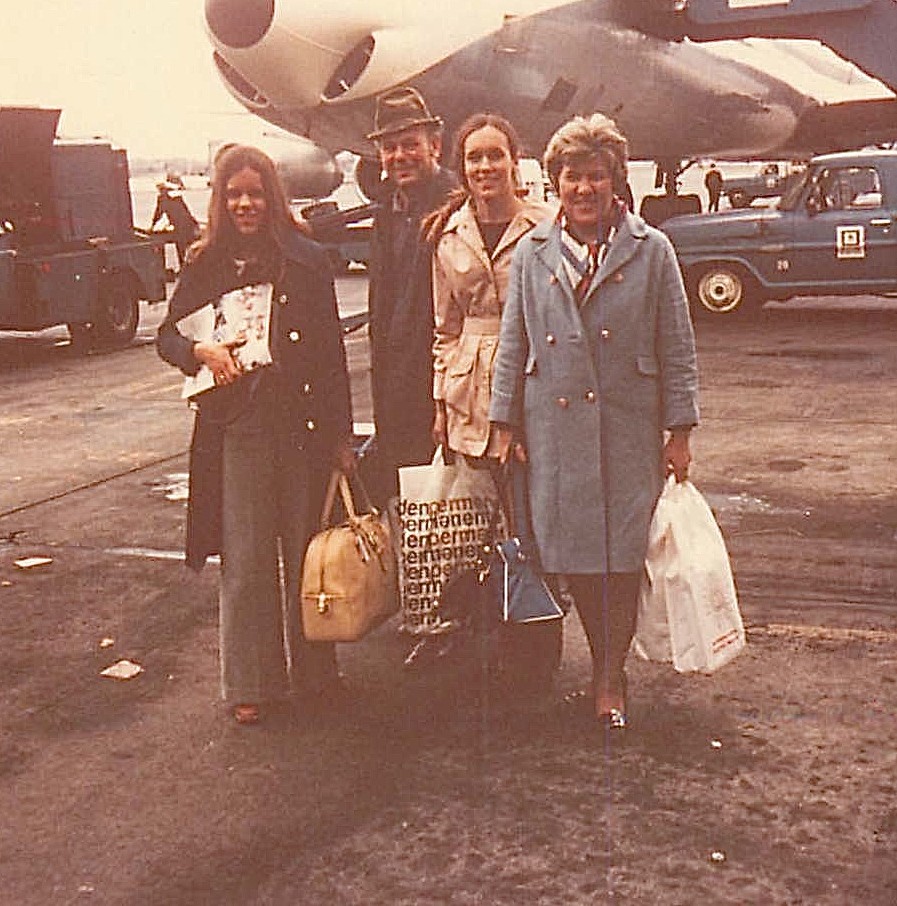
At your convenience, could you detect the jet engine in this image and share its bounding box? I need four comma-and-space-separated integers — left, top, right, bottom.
215, 133, 343, 201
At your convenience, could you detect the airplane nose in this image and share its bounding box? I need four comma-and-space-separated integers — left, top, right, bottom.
205, 0, 275, 48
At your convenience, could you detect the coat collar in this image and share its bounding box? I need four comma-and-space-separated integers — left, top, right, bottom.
443, 198, 550, 264
281, 229, 330, 271
531, 210, 648, 304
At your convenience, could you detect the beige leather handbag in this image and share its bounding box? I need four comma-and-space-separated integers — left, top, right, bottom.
300, 470, 397, 642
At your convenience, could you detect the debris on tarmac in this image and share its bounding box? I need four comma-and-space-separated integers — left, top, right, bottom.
711, 739, 723, 749
100, 659, 143, 680
149, 473, 190, 502
99, 638, 115, 649
710, 851, 726, 864
13, 556, 53, 569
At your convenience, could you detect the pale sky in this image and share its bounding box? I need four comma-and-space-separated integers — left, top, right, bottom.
5, 1, 269, 160
5, 1, 891, 163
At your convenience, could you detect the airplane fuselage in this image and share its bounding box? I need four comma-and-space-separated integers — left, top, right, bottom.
205, 0, 895, 165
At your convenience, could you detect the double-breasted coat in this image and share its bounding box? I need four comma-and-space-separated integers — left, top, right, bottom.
489, 212, 699, 574
432, 198, 550, 457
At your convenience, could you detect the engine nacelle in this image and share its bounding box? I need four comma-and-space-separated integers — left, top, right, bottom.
212, 134, 342, 201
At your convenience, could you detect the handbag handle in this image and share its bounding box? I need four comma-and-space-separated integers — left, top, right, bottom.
492, 458, 541, 560
318, 469, 377, 529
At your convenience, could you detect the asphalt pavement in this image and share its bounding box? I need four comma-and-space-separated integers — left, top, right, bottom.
0, 285, 894, 904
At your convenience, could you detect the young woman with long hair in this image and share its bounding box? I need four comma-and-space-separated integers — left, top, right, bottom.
157, 145, 354, 725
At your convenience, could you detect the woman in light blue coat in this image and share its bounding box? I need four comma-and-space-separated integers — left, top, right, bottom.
489, 114, 699, 730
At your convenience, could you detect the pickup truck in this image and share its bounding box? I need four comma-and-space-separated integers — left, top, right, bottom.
722, 162, 792, 208
662, 149, 897, 317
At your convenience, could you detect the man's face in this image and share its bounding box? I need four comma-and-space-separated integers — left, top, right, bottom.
377, 126, 441, 189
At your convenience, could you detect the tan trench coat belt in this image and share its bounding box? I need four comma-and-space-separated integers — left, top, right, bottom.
459, 316, 502, 335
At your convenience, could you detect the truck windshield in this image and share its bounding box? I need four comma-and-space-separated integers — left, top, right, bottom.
777, 169, 810, 211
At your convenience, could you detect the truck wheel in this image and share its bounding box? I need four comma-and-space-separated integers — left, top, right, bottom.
95, 275, 139, 348
690, 265, 759, 318
728, 190, 749, 208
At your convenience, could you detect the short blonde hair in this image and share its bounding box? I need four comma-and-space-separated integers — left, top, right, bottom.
543, 113, 629, 197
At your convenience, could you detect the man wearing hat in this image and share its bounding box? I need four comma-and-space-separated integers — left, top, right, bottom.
366, 86, 458, 501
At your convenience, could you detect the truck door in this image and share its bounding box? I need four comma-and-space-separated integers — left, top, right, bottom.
788, 164, 897, 292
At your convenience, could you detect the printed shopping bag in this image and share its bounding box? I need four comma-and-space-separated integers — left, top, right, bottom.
397, 448, 504, 634
633, 476, 745, 673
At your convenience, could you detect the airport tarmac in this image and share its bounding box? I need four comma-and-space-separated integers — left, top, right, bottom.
0, 280, 895, 904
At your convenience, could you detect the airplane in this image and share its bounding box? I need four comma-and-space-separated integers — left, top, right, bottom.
203, 0, 897, 220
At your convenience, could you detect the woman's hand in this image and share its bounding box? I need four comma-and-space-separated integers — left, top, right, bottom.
432, 401, 448, 449
664, 428, 692, 482
494, 423, 527, 465
193, 340, 243, 386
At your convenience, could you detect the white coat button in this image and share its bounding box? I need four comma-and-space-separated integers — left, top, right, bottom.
556, 397, 569, 409
584, 390, 596, 402
306, 419, 316, 431
289, 330, 301, 342
546, 333, 556, 345
600, 328, 610, 339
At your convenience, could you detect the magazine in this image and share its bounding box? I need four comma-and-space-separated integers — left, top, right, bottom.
176, 283, 274, 399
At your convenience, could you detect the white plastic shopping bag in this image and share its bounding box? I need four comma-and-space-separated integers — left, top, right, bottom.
397, 448, 504, 634
633, 476, 745, 673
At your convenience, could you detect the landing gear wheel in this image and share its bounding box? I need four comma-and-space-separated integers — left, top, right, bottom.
94, 275, 139, 348
728, 190, 749, 208
690, 265, 760, 318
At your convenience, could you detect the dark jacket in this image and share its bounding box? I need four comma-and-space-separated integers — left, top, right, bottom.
151, 191, 199, 237
367, 167, 458, 468
157, 232, 352, 568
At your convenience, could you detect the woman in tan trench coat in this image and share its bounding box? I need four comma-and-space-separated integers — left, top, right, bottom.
427, 113, 549, 457
425, 113, 557, 691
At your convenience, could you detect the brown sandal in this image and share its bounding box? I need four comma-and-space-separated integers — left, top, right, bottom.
233, 703, 260, 725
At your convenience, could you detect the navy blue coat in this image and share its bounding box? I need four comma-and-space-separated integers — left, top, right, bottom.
157, 233, 352, 568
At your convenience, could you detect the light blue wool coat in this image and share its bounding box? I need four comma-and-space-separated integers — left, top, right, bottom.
489, 212, 699, 574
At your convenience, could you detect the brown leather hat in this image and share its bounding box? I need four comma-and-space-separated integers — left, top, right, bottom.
367, 86, 442, 141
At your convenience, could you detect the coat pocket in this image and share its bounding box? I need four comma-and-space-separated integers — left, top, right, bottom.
448, 340, 477, 377
636, 354, 659, 377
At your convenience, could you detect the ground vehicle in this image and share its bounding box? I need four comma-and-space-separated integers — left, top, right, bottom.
299, 199, 373, 272
723, 163, 792, 208
662, 149, 897, 317
0, 107, 166, 347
